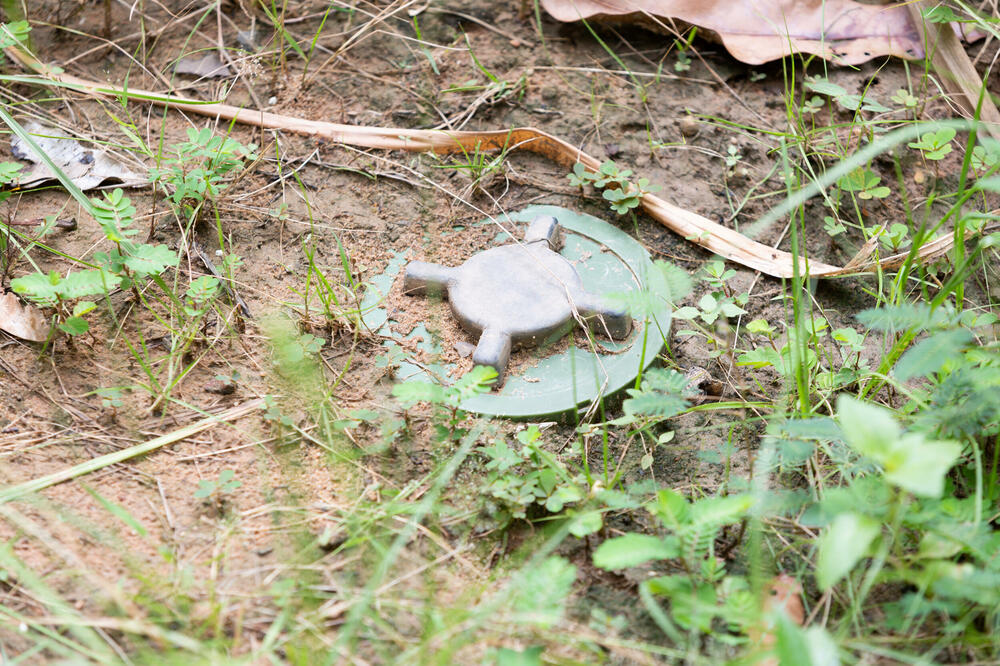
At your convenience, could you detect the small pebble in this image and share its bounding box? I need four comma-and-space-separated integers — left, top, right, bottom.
267, 96, 277, 106
215, 249, 224, 257
454, 341, 476, 358
204, 378, 236, 395
679, 116, 699, 137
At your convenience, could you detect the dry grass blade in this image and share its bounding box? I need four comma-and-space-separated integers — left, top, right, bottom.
906, 0, 1000, 141
0, 398, 264, 504
2, 47, 971, 279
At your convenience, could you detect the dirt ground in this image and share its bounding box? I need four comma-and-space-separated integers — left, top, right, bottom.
0, 0, 992, 661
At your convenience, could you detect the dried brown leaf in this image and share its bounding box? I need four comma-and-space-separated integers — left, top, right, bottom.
174, 53, 233, 79
11, 121, 146, 190
540, 0, 927, 65
0, 291, 50, 342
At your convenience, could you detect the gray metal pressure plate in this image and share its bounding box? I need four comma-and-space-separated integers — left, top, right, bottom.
403, 215, 632, 383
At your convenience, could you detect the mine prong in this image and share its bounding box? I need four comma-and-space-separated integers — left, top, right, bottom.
403, 261, 457, 298
570, 290, 632, 340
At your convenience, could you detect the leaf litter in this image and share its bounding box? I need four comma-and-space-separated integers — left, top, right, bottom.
0, 291, 49, 342
538, 0, 979, 66
10, 121, 146, 190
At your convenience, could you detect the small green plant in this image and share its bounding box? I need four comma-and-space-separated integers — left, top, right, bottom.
194, 469, 242, 503
890, 88, 918, 109
823, 215, 846, 237
837, 167, 891, 200
593, 489, 758, 637
724, 144, 743, 170
479, 425, 588, 527
800, 95, 824, 114
94, 386, 126, 411
151, 127, 257, 211
0, 20, 29, 60
567, 160, 660, 215
432, 139, 508, 194
673, 260, 748, 356
907, 126, 955, 161
11, 269, 121, 338
392, 365, 497, 435
970, 140, 1000, 175
804, 76, 889, 114
673, 48, 691, 72
91, 188, 179, 290
877, 222, 911, 250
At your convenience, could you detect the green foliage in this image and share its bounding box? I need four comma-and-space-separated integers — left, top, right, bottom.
890, 88, 918, 109
0, 159, 20, 205
567, 160, 660, 215
815, 512, 880, 590
92, 188, 178, 283
392, 365, 496, 410
838, 396, 963, 498
0, 20, 30, 56
593, 533, 678, 569
674, 260, 749, 354
837, 167, 890, 200
193, 469, 241, 500
510, 556, 576, 628
479, 425, 588, 525
805, 76, 889, 113
11, 270, 117, 337
907, 127, 955, 160
151, 127, 257, 207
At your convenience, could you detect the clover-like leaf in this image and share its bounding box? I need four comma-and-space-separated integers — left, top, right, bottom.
123, 243, 179, 277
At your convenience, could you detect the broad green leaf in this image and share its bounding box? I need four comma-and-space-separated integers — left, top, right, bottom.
884, 435, 962, 498
776, 617, 841, 666
568, 510, 602, 537
774, 613, 811, 666
123, 243, 179, 277
545, 484, 583, 512
975, 176, 1000, 192
651, 489, 689, 528
689, 494, 754, 527
806, 78, 847, 97
72, 301, 97, 317
894, 329, 974, 380
856, 303, 940, 332
186, 275, 220, 303
392, 380, 447, 407
58, 316, 89, 336
58, 269, 120, 299
803, 626, 841, 666
816, 512, 880, 590
511, 556, 576, 627
593, 534, 679, 570
449, 365, 497, 404
623, 391, 687, 418
0, 161, 21, 184
496, 646, 543, 666
481, 441, 521, 472
11, 271, 62, 307
836, 396, 899, 460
